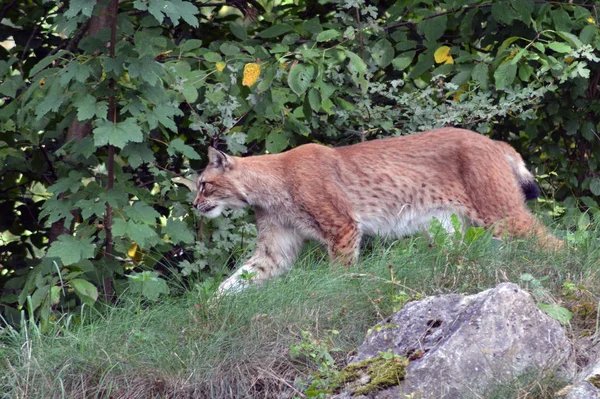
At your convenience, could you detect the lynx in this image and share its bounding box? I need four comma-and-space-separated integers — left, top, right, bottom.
193, 127, 562, 294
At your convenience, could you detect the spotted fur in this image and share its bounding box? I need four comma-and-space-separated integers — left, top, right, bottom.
193, 128, 563, 294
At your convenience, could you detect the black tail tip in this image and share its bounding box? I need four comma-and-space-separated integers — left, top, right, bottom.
521, 181, 541, 201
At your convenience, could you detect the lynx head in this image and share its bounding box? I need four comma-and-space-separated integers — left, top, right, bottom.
193, 147, 249, 218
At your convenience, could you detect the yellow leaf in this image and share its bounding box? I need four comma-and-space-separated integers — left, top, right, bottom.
154, 50, 173, 61
120, 71, 131, 84
128, 242, 138, 258
216, 61, 226, 72
453, 85, 466, 102
444, 57, 454, 65
565, 56, 575, 64
242, 63, 261, 87
587, 17, 595, 24
434, 46, 452, 64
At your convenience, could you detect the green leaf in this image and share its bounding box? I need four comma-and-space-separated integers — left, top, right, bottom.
113, 219, 159, 248
47, 171, 84, 197
0, 75, 23, 98
392, 51, 415, 71
224, 132, 247, 154
518, 63, 533, 81
220, 42, 240, 56
203, 51, 222, 62
50, 286, 61, 306
93, 118, 144, 149
152, 104, 183, 132
451, 69, 472, 86
168, 138, 201, 159
121, 143, 155, 168
491, 1, 514, 24
257, 66, 276, 92
35, 80, 66, 120
288, 64, 314, 96
551, 9, 571, 32
139, 0, 199, 27
316, 29, 340, 42
229, 22, 247, 40
126, 56, 163, 86
418, 14, 447, 43
127, 271, 169, 301
77, 199, 106, 220
303, 17, 322, 34
556, 31, 583, 48
127, 202, 161, 225
46, 235, 96, 266
180, 39, 203, 53
408, 52, 433, 79
60, 62, 92, 86
581, 120, 595, 142
30, 285, 49, 312
590, 178, 600, 196
308, 88, 321, 111
76, 94, 108, 121
537, 303, 572, 325
182, 83, 198, 102
494, 62, 517, 90
266, 130, 292, 153
371, 39, 394, 68
64, 0, 95, 18
163, 218, 194, 244
580, 25, 597, 44
547, 42, 572, 53
512, 0, 533, 25
69, 279, 98, 306
29, 51, 68, 77
472, 63, 489, 87
345, 50, 367, 75
259, 24, 293, 38
40, 198, 75, 226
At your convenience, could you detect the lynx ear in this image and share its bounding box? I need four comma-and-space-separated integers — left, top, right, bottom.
207, 147, 233, 171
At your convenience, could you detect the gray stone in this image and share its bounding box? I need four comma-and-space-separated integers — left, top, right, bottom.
565, 359, 600, 399
335, 283, 572, 399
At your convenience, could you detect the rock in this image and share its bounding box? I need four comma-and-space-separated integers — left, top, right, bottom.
564, 360, 600, 398
334, 283, 573, 399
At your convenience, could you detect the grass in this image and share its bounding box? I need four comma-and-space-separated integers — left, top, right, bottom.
1, 225, 600, 399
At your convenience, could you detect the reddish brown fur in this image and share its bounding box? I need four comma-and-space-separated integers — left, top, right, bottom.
193, 128, 563, 294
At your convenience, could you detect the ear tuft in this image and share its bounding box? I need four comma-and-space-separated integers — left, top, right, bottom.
207, 147, 233, 170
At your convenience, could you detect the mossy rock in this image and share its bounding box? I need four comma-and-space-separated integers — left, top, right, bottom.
334, 352, 409, 396
587, 374, 600, 388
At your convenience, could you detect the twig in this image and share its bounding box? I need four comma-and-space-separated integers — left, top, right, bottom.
355, 8, 364, 60
49, 20, 90, 56
0, 0, 16, 23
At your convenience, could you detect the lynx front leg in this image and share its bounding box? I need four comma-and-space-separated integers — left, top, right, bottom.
326, 222, 361, 266
217, 225, 304, 295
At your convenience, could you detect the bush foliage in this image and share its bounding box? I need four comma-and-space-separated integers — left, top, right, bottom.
0, 0, 599, 324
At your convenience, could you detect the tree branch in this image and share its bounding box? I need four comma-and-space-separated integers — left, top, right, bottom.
0, 0, 16, 23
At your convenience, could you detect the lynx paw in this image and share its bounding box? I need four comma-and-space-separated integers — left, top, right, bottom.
215, 266, 257, 296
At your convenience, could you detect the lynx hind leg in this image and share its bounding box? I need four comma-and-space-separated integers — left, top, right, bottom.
217, 225, 304, 295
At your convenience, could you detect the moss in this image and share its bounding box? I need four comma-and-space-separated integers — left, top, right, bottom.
334, 352, 408, 396
367, 323, 399, 336
587, 374, 600, 388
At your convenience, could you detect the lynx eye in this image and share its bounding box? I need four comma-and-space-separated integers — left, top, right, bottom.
199, 182, 206, 192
